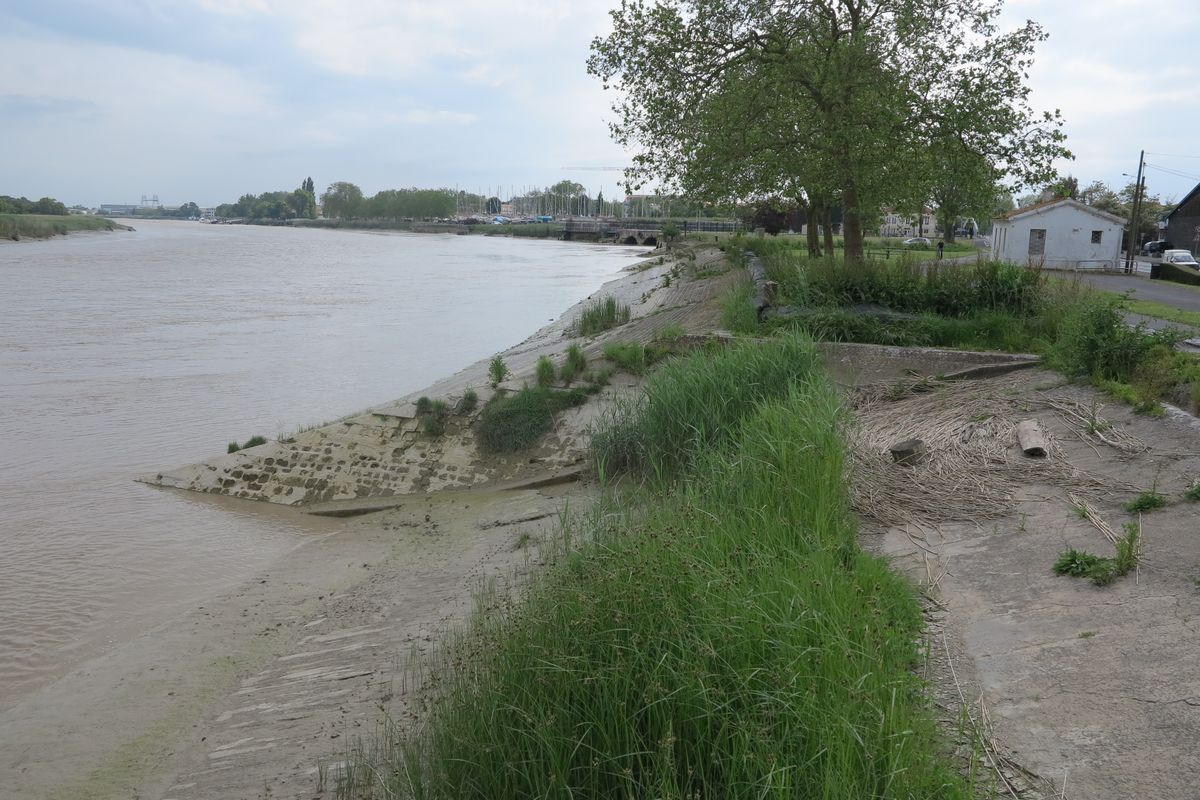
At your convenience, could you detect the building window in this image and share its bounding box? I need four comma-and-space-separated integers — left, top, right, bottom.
1091, 230, 1102, 244
1028, 228, 1046, 256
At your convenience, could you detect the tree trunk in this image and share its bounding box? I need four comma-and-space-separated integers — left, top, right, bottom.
806, 203, 821, 257
822, 207, 835, 257
842, 185, 864, 264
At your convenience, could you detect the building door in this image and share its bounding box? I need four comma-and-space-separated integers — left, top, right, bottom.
1028, 228, 1046, 257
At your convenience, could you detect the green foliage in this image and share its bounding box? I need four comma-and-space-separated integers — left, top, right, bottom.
720, 279, 761, 334
559, 344, 588, 384
1185, 484, 1200, 502
488, 355, 509, 388
476, 387, 588, 453
1157, 262, 1200, 286
227, 435, 267, 454
593, 334, 819, 480
415, 398, 450, 436
655, 322, 686, 342
535, 356, 557, 388
1125, 492, 1167, 513
1050, 294, 1185, 383
455, 389, 478, 414
1054, 524, 1141, 586
0, 195, 68, 215
572, 296, 632, 336
365, 343, 975, 799
415, 396, 433, 416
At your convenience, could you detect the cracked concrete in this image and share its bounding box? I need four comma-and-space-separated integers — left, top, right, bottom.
864, 371, 1200, 799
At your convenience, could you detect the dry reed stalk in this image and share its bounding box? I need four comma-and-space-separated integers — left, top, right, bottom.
848, 372, 1147, 528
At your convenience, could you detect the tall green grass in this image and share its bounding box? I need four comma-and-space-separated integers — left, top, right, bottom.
358, 336, 974, 799
476, 386, 588, 452
572, 296, 631, 336
593, 335, 819, 479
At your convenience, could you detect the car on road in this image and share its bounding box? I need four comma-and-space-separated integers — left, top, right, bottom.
902, 237, 931, 246
1141, 240, 1172, 256
1162, 249, 1200, 269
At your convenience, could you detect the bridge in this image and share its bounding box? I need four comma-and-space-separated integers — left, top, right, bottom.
562, 217, 740, 245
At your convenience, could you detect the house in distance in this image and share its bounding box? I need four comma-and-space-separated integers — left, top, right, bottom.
990, 198, 1126, 270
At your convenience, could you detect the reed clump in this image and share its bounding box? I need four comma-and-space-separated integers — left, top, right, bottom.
571, 296, 631, 336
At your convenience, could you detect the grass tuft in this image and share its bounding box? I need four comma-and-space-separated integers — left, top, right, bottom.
476, 386, 588, 452
572, 296, 631, 336
1125, 491, 1167, 513
535, 355, 557, 388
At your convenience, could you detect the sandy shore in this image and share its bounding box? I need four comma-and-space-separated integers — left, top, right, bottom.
0, 243, 731, 800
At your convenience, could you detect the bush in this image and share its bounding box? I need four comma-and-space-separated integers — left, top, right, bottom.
488, 355, 509, 388
476, 387, 588, 452
1050, 294, 1184, 382
415, 396, 433, 416
455, 389, 479, 414
1157, 262, 1200, 286
535, 355, 557, 388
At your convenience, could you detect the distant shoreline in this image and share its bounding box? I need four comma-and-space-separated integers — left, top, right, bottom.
1, 214, 132, 242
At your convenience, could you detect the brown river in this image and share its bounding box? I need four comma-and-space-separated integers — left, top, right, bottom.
0, 220, 640, 710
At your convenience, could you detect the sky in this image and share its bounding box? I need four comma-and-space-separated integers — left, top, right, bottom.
1, 0, 1197, 209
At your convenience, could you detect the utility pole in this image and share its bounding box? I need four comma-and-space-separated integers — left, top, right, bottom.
1125, 150, 1145, 273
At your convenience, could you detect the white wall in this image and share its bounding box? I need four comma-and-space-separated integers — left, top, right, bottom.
991, 203, 1123, 269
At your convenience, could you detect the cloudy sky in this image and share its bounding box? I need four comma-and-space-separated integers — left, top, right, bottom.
1, 0, 1197, 208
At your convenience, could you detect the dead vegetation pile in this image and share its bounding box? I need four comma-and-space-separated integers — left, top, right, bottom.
847, 371, 1146, 528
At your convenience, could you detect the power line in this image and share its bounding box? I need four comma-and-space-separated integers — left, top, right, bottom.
1145, 163, 1200, 182
1145, 152, 1200, 159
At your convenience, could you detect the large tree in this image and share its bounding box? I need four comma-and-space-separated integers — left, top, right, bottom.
321, 181, 364, 219
589, 0, 1069, 262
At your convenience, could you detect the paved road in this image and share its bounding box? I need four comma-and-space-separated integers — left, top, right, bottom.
1068, 271, 1200, 314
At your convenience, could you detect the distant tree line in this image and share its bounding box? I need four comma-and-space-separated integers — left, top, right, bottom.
319, 182, 457, 221
214, 177, 318, 220
1, 195, 68, 215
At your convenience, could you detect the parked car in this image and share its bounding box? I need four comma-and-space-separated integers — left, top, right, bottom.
902, 237, 931, 246
1162, 249, 1200, 269
1141, 240, 1172, 256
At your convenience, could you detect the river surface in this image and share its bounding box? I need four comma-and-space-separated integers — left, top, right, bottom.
0, 220, 640, 708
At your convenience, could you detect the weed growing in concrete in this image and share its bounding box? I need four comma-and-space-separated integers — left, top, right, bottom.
488, 355, 509, 388
416, 399, 450, 436
1126, 491, 1167, 513
1078, 630, 1098, 639
656, 322, 685, 342
1054, 523, 1141, 586
415, 396, 433, 416
1185, 484, 1200, 502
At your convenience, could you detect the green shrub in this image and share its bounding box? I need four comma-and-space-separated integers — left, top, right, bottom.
476, 386, 588, 452
1125, 491, 1167, 513
455, 389, 479, 414
1050, 294, 1185, 382
415, 396, 433, 416
572, 296, 631, 336
535, 355, 557, 387
488, 355, 509, 388
1158, 262, 1200, 286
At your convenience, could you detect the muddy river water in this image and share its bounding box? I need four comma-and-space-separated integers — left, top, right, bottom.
0, 220, 639, 709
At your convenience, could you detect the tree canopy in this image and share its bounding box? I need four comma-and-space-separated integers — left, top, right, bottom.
589, 0, 1070, 261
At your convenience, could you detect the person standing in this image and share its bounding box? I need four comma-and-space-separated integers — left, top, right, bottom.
936, 240, 945, 260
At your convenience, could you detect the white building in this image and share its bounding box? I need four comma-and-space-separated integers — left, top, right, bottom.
879, 206, 935, 238
991, 198, 1126, 270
